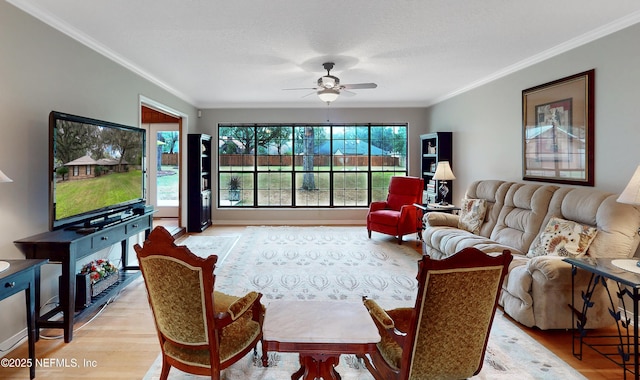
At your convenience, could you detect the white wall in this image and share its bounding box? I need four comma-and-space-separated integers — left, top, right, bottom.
425, 22, 640, 205
198, 107, 428, 224
0, 2, 197, 348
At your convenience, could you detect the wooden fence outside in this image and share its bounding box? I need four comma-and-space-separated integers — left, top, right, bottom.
161, 153, 179, 166
219, 155, 399, 167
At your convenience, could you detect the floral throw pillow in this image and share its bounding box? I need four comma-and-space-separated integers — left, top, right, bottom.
457, 198, 487, 235
527, 217, 598, 258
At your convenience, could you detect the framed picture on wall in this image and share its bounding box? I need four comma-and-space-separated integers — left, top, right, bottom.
522, 69, 595, 186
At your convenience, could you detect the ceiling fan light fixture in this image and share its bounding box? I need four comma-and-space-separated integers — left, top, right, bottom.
318, 75, 339, 89
317, 88, 340, 103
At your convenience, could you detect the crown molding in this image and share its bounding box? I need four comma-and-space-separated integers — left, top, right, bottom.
428, 10, 640, 107
7, 0, 196, 106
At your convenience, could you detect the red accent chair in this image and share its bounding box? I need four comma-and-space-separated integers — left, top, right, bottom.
367, 176, 424, 244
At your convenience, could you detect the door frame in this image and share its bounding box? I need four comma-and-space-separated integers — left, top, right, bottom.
146, 123, 180, 218
139, 95, 189, 227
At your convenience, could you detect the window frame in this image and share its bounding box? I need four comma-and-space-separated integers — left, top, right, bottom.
218, 123, 408, 208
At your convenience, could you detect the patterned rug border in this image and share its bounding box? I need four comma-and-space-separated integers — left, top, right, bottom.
178, 234, 240, 266
145, 225, 586, 380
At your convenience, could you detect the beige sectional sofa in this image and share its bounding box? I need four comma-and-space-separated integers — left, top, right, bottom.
422, 180, 640, 330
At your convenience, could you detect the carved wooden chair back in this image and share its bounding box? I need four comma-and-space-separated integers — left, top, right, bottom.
134, 226, 264, 380
362, 247, 512, 380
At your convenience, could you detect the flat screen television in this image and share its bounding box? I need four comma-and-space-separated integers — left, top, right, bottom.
49, 111, 147, 230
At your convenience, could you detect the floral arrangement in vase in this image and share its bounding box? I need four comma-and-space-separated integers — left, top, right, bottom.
80, 259, 118, 284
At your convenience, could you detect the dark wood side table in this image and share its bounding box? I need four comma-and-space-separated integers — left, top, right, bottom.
564, 257, 640, 380
0, 259, 48, 379
414, 203, 461, 244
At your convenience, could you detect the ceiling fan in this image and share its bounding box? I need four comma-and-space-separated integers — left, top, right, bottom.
284, 62, 377, 104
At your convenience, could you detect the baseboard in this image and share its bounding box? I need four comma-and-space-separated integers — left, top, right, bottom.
0, 328, 27, 357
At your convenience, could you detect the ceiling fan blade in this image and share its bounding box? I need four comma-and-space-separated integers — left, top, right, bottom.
342, 83, 377, 90
283, 87, 317, 91
301, 91, 316, 98
341, 89, 356, 97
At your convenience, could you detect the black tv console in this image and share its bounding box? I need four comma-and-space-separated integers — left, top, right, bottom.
13, 210, 154, 343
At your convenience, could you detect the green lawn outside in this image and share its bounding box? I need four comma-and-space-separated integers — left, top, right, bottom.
56, 170, 143, 219
219, 167, 406, 206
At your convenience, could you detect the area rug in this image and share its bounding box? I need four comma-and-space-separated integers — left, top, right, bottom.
178, 234, 239, 266
144, 226, 586, 380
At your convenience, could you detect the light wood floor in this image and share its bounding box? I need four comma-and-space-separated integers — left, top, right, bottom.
0, 222, 626, 379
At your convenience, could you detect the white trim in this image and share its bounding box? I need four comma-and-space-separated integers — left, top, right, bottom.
139, 95, 189, 222
7, 0, 195, 105
9, 0, 640, 110
139, 95, 187, 119
429, 10, 640, 107
0, 328, 27, 357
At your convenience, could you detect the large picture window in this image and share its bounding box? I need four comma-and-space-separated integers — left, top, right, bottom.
218, 124, 407, 208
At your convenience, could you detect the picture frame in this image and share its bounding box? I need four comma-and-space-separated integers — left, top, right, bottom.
522, 69, 595, 186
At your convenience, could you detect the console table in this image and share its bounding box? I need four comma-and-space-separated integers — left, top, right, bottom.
13, 211, 154, 343
564, 257, 640, 380
0, 259, 47, 379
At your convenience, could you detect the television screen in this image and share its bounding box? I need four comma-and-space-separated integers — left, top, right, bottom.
49, 111, 146, 230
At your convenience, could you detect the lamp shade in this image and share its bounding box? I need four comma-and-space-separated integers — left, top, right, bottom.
0, 170, 12, 183
433, 161, 456, 181
618, 165, 640, 205
317, 88, 339, 103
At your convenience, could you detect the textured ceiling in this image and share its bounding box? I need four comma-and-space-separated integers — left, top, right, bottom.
9, 0, 640, 108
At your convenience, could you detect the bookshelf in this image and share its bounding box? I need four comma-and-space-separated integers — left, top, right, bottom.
420, 132, 453, 204
187, 134, 212, 232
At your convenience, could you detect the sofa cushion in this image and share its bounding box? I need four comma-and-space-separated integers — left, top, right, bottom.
458, 198, 487, 234
464, 180, 511, 237
543, 188, 640, 259
490, 184, 557, 255
422, 226, 524, 260
527, 217, 598, 258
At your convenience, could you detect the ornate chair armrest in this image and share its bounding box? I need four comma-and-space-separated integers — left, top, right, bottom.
363, 297, 394, 329
228, 291, 262, 320
364, 297, 409, 347
215, 291, 263, 326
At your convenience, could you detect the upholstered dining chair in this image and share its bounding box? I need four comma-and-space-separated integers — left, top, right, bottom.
134, 226, 264, 380
360, 247, 512, 380
367, 176, 424, 244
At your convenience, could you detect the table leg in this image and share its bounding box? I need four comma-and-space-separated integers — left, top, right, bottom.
293, 354, 341, 380
261, 341, 269, 367
33, 265, 41, 342
61, 260, 76, 343
26, 273, 36, 379
634, 288, 639, 380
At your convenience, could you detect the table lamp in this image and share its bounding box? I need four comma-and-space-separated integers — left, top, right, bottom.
617, 165, 640, 269
433, 161, 455, 205
618, 165, 640, 206
0, 170, 12, 183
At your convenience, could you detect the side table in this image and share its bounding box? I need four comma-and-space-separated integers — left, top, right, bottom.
414, 203, 461, 244
0, 259, 48, 379
262, 300, 380, 380
564, 257, 640, 380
